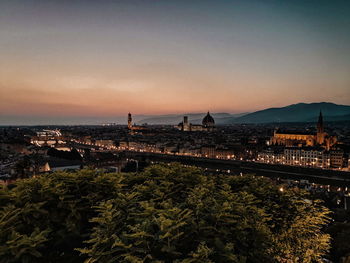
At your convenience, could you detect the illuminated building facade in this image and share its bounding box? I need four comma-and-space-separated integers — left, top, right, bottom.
271, 112, 337, 150
257, 147, 330, 169
284, 147, 330, 168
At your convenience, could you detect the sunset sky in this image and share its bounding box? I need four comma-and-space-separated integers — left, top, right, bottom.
1, 0, 350, 124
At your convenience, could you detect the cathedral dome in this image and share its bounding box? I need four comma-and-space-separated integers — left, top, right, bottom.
202, 112, 215, 127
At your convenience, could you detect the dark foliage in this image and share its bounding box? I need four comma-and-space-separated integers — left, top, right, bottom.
0, 164, 330, 263
47, 148, 82, 161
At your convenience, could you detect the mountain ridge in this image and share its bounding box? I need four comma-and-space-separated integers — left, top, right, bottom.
137, 113, 245, 125
232, 102, 350, 123
137, 102, 350, 125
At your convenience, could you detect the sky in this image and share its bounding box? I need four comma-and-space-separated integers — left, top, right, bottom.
0, 0, 350, 125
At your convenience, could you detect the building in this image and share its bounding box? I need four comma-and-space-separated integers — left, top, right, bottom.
330, 148, 344, 169
257, 147, 330, 169
200, 145, 235, 159
284, 147, 330, 168
47, 158, 82, 172
127, 113, 148, 133
271, 112, 337, 150
94, 139, 115, 148
201, 145, 216, 158
177, 112, 216, 132
257, 148, 284, 165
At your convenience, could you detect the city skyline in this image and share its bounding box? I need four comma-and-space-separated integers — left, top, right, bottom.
1, 2, 350, 259
1, 0, 350, 124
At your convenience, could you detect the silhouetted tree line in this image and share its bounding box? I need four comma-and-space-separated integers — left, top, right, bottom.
47, 148, 82, 161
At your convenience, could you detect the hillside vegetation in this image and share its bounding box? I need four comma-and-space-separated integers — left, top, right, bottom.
0, 164, 330, 263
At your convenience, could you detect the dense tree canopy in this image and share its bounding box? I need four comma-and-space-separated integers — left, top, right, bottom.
0, 164, 330, 263
47, 148, 82, 161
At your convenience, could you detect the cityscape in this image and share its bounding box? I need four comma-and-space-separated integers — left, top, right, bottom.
1, 1, 350, 263
2, 110, 349, 175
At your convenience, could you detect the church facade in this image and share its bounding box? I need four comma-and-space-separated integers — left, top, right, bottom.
270, 112, 337, 150
177, 112, 216, 132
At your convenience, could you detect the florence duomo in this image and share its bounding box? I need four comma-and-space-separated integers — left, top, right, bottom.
177, 112, 216, 132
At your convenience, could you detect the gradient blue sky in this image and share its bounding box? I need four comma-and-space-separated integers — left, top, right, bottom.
0, 0, 349, 124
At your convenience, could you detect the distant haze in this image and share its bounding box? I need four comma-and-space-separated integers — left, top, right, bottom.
1, 102, 350, 126
1, 0, 350, 125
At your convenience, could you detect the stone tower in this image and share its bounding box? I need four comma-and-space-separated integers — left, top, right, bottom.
128, 113, 132, 130
183, 116, 190, 131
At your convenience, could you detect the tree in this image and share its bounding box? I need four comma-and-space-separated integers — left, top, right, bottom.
47, 148, 82, 161
0, 164, 331, 263
14, 156, 32, 179
0, 170, 124, 262
80, 164, 331, 263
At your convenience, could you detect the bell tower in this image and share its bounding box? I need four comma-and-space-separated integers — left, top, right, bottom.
128, 113, 132, 130
183, 116, 190, 131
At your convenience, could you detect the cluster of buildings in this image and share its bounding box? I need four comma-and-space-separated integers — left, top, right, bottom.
270, 112, 337, 150
257, 147, 346, 169
1, 110, 349, 185
127, 113, 148, 133
65, 112, 350, 171
0, 128, 84, 183
127, 112, 216, 133
176, 112, 216, 132
258, 112, 349, 170
116, 112, 254, 159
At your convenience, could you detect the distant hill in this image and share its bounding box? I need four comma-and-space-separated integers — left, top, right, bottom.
137, 113, 245, 125
136, 103, 350, 125
305, 113, 350, 122
232, 102, 350, 123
